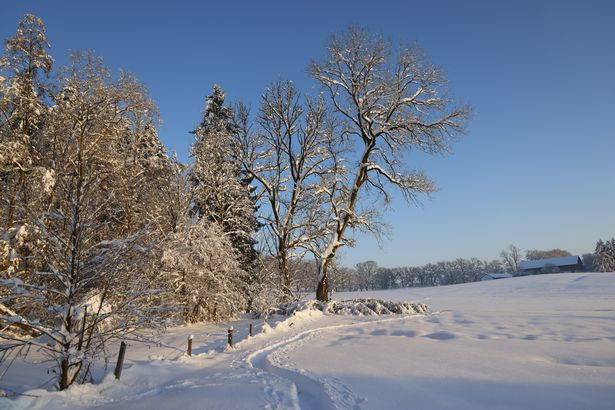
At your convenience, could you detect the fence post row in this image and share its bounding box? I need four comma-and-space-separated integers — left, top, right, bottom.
114, 323, 260, 380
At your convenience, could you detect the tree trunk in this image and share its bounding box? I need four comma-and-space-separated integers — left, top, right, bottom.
316, 255, 333, 302
279, 250, 292, 297
316, 274, 329, 302
59, 358, 70, 390
6, 194, 15, 229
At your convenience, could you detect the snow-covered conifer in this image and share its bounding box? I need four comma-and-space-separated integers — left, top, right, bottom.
0, 14, 54, 228
112, 71, 172, 239
595, 239, 615, 272
190, 85, 260, 306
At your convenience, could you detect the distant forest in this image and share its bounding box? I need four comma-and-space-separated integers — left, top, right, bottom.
292, 247, 606, 292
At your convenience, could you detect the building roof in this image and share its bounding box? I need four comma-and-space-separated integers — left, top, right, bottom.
481, 273, 513, 280
519, 255, 582, 270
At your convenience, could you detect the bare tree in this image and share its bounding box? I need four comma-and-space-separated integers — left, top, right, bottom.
236, 80, 333, 297
581, 253, 595, 272
356, 260, 379, 291
500, 244, 522, 274
309, 27, 469, 301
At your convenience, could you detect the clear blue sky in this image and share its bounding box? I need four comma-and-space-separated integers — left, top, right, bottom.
3, 0, 614, 267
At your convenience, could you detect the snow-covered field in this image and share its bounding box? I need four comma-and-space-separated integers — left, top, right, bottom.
2, 272, 615, 409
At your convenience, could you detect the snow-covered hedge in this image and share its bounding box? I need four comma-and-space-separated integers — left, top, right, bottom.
262, 299, 429, 317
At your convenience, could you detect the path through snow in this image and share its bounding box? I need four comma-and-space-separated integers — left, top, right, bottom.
239, 316, 415, 409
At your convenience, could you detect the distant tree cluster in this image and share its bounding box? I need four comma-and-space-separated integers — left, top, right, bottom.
341, 243, 604, 292
367, 258, 505, 290
525, 249, 571, 260
293, 258, 506, 292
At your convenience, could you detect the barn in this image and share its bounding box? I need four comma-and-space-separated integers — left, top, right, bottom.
519, 255, 583, 274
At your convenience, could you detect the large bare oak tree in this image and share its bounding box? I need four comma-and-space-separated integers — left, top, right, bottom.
310, 27, 470, 301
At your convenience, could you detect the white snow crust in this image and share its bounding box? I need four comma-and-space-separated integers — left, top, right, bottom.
1, 272, 614, 409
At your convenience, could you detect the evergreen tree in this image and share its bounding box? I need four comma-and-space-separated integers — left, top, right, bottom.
190, 85, 260, 307
595, 238, 615, 272
113, 71, 172, 238
0, 14, 53, 229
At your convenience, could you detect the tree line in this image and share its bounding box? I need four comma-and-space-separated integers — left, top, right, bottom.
329, 243, 614, 292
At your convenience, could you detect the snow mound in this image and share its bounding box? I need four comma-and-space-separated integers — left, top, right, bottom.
266, 299, 429, 317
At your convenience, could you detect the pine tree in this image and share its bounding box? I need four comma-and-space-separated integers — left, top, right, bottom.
190, 85, 260, 307
0, 13, 56, 330
0, 14, 54, 229
113, 71, 172, 238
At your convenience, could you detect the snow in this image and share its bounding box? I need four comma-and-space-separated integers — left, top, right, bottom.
2, 272, 615, 409
41, 169, 55, 194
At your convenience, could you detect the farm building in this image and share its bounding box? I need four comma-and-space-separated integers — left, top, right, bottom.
519, 255, 583, 274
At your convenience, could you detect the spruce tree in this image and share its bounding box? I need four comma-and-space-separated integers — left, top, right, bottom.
595, 239, 615, 272
0, 14, 54, 228
190, 85, 260, 307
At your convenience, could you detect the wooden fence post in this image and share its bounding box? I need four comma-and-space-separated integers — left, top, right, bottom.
114, 341, 127, 380
187, 335, 193, 356
227, 326, 234, 347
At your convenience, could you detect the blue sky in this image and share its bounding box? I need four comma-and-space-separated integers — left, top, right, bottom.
2, 0, 614, 267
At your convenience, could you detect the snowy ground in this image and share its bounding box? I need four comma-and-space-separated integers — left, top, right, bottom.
1, 272, 615, 409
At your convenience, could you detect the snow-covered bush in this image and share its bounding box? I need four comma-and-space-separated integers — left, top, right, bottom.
0, 224, 168, 390
261, 298, 429, 317
161, 219, 248, 323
